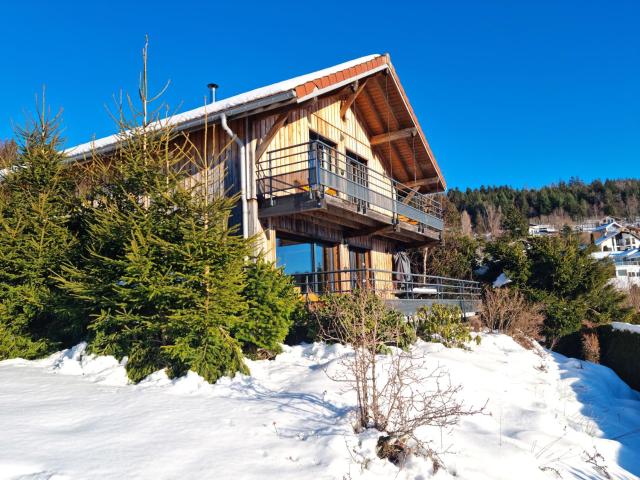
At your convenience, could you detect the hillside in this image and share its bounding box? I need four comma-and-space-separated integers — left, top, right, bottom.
1, 335, 639, 480
448, 178, 640, 226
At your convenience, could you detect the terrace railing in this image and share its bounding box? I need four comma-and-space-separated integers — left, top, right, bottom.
291, 268, 481, 301
257, 141, 444, 231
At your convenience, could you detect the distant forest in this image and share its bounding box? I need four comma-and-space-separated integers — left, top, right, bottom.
448, 178, 640, 227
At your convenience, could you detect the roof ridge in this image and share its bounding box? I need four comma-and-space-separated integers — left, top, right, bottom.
65, 54, 382, 158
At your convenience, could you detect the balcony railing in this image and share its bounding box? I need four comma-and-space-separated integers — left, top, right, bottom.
257, 141, 444, 231
290, 268, 481, 301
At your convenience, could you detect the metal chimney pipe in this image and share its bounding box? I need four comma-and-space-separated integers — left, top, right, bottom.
207, 83, 218, 103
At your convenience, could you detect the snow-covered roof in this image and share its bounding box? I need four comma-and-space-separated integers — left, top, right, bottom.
611, 248, 640, 261
593, 221, 622, 232
594, 231, 618, 246
64, 54, 382, 159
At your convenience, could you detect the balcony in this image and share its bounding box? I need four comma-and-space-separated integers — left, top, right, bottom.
257, 141, 444, 242
290, 268, 481, 315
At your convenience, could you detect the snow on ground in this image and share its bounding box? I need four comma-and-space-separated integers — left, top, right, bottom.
612, 321, 640, 335
1, 335, 639, 480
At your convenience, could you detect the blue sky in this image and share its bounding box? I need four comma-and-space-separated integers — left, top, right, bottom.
1, 0, 638, 189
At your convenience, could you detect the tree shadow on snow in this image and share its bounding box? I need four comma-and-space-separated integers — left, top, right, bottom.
225, 381, 353, 439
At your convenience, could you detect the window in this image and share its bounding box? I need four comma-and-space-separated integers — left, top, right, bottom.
348, 246, 371, 289
275, 233, 339, 293
309, 131, 338, 175
346, 150, 369, 210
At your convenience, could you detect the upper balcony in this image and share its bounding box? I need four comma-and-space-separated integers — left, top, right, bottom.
257, 140, 444, 244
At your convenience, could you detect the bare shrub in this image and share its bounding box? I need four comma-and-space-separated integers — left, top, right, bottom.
317, 290, 483, 468
481, 287, 544, 349
583, 447, 611, 479
581, 330, 600, 363
481, 204, 503, 238
460, 210, 473, 237
467, 315, 482, 332
624, 285, 640, 324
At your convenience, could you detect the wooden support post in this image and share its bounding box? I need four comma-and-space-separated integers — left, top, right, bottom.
401, 189, 418, 204
255, 112, 289, 163
370, 127, 417, 146
340, 79, 368, 120
405, 177, 440, 189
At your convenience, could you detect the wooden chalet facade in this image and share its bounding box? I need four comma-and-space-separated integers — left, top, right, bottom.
67, 54, 480, 314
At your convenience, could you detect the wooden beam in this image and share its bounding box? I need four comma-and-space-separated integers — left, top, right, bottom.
340, 80, 368, 120
371, 75, 431, 179
401, 189, 418, 205
344, 224, 396, 239
405, 177, 440, 189
361, 88, 412, 181
370, 127, 417, 146
255, 112, 288, 163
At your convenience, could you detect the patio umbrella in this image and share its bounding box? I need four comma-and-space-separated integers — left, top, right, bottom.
393, 250, 412, 292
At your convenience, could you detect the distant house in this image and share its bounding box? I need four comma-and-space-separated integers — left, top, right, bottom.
594, 229, 640, 253
599, 216, 623, 226
65, 54, 480, 315
528, 223, 557, 236
609, 249, 640, 288
589, 222, 640, 288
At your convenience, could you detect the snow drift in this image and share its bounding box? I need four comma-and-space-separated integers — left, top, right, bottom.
1, 334, 639, 479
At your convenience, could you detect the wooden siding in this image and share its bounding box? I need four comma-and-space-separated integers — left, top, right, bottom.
249, 95, 401, 273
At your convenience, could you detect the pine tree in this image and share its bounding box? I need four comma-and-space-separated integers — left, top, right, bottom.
0, 102, 83, 359
486, 234, 631, 347
235, 259, 302, 357
60, 38, 256, 383
501, 205, 528, 238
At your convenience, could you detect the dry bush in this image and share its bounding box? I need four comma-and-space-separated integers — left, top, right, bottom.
0, 139, 17, 168
624, 285, 640, 323
481, 204, 503, 238
318, 290, 483, 469
581, 330, 600, 363
481, 287, 544, 349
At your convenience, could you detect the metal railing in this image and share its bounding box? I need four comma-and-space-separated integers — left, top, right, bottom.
257, 141, 444, 231
290, 268, 481, 301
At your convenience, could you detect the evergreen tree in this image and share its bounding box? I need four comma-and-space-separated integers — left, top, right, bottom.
0, 105, 82, 359
59, 38, 280, 384
236, 259, 302, 357
448, 178, 640, 226
501, 205, 528, 238
485, 234, 630, 347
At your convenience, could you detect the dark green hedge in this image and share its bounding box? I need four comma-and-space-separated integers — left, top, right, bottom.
597, 325, 640, 391
555, 325, 640, 392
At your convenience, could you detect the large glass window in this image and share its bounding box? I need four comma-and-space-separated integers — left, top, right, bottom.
276, 233, 339, 292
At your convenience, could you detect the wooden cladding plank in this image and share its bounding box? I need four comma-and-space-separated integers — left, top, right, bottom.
370, 127, 417, 146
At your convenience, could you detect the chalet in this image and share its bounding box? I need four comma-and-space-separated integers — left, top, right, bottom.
610, 249, 640, 287
594, 228, 640, 253
66, 54, 480, 314
528, 223, 557, 236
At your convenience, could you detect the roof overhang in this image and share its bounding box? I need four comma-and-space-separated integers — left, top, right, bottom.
64, 54, 446, 191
